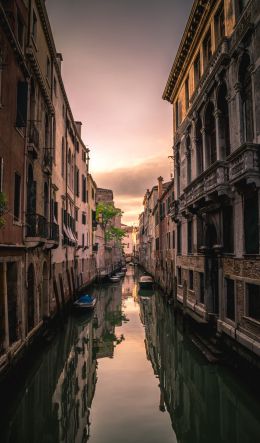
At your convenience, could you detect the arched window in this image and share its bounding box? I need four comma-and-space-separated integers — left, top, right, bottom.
61, 137, 65, 177
68, 149, 71, 187
44, 182, 49, 220
175, 144, 180, 197
217, 82, 230, 158
196, 116, 203, 175
239, 54, 254, 142
186, 134, 192, 185
205, 101, 216, 165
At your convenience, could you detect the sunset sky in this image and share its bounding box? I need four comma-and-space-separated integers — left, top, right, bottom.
46, 0, 193, 224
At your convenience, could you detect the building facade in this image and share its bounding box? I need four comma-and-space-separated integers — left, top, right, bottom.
163, 0, 260, 358
0, 0, 122, 377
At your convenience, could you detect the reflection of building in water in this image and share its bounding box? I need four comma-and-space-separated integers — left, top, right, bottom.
52, 316, 96, 443
143, 296, 260, 443
93, 285, 123, 359
1, 285, 125, 443
122, 274, 135, 298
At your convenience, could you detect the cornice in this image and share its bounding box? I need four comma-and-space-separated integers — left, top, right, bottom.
162, 0, 215, 103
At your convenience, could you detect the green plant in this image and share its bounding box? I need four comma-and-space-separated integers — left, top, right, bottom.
96, 202, 125, 243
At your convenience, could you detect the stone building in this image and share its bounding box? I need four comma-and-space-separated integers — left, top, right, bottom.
0, 0, 29, 368
138, 178, 175, 295
0, 0, 119, 377
163, 0, 260, 358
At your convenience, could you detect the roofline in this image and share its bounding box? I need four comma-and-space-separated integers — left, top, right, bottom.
162, 0, 213, 103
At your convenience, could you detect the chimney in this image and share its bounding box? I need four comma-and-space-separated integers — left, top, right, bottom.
75, 121, 82, 137
158, 176, 163, 199
56, 53, 63, 71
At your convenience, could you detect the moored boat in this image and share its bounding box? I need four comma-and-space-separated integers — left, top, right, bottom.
110, 276, 120, 282
73, 294, 96, 310
139, 275, 154, 289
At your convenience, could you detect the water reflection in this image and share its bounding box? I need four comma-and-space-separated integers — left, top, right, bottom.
0, 267, 259, 443
139, 293, 260, 443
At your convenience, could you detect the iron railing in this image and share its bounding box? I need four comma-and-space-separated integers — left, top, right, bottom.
26, 213, 48, 238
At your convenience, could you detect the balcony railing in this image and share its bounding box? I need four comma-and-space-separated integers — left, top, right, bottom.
229, 143, 260, 185
178, 161, 229, 212
26, 213, 48, 238
48, 222, 59, 243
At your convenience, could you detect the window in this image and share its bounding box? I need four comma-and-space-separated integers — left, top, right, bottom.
203, 30, 212, 68
194, 53, 201, 88
189, 270, 194, 290
239, 55, 254, 143
215, 3, 225, 45
14, 173, 21, 221
195, 116, 203, 175
188, 219, 193, 254
177, 267, 182, 286
0, 157, 3, 192
16, 81, 28, 128
185, 77, 189, 111
82, 233, 85, 247
247, 284, 260, 321
54, 201, 58, 223
177, 223, 182, 254
75, 167, 79, 197
244, 190, 259, 254
225, 278, 235, 321
82, 212, 86, 225
172, 230, 175, 249
32, 10, 37, 41
205, 101, 216, 165
223, 206, 234, 253
217, 82, 230, 158
82, 175, 87, 202
186, 135, 192, 185
61, 138, 65, 177
175, 99, 179, 129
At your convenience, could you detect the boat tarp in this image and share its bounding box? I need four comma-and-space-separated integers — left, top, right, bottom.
78, 295, 94, 303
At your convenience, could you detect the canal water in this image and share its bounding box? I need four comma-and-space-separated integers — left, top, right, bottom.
0, 267, 260, 443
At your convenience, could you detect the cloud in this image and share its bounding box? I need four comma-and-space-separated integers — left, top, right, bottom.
94, 155, 173, 224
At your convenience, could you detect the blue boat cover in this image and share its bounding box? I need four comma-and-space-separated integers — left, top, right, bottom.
78, 295, 94, 303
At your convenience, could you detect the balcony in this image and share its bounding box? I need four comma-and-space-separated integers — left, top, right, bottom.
179, 161, 229, 213
45, 222, 60, 249
25, 213, 48, 247
229, 143, 260, 187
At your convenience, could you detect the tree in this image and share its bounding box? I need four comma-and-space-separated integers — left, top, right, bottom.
96, 202, 125, 243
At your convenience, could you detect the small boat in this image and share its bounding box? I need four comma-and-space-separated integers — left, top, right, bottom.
73, 294, 96, 310
139, 275, 154, 289
121, 267, 127, 271
110, 276, 120, 282
115, 272, 125, 278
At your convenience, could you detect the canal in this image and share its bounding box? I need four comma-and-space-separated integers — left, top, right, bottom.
0, 267, 260, 443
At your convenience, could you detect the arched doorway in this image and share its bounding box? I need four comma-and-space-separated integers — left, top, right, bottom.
27, 264, 35, 333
